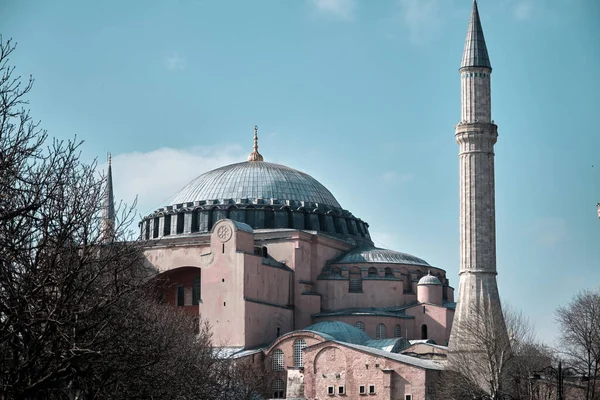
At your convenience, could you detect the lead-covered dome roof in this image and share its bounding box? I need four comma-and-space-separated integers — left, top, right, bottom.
303, 321, 371, 345
331, 246, 430, 267
169, 161, 342, 209
418, 272, 442, 285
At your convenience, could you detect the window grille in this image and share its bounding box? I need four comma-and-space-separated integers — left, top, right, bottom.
368, 267, 378, 278
272, 379, 285, 398
192, 276, 201, 305
332, 267, 342, 277
354, 321, 365, 331
384, 267, 394, 278
293, 339, 307, 367
272, 349, 284, 371
394, 324, 401, 338
369, 385, 376, 394
349, 267, 362, 292
376, 323, 386, 339
359, 385, 366, 394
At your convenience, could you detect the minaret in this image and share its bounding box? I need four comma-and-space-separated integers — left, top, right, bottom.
101, 153, 115, 242
450, 0, 507, 347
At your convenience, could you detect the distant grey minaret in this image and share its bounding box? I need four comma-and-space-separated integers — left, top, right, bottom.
450, 0, 506, 347
101, 153, 115, 242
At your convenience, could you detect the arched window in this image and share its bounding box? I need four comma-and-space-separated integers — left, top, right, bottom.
384, 267, 394, 278
421, 324, 428, 340
394, 324, 401, 338
332, 267, 342, 277
272, 349, 284, 371
272, 378, 285, 399
368, 267, 378, 278
293, 339, 307, 367
192, 275, 201, 305
376, 323, 386, 339
354, 321, 365, 331
265, 207, 275, 229
349, 267, 362, 292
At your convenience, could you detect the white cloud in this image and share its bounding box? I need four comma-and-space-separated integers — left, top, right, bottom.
165, 53, 187, 71
101, 145, 246, 218
397, 0, 443, 44
513, 1, 533, 20
308, 0, 357, 21
379, 171, 414, 185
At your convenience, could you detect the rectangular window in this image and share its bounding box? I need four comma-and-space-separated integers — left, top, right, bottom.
359, 385, 366, 395
369, 385, 375, 394
192, 276, 201, 305
176, 286, 184, 306
405, 395, 412, 400
328, 386, 334, 395
338, 386, 345, 395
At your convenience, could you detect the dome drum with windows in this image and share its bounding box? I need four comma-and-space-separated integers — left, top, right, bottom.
140, 126, 372, 243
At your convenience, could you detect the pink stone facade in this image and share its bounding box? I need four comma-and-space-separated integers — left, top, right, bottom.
144, 219, 455, 349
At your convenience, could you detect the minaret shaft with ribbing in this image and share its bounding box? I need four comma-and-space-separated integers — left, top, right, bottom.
101, 154, 115, 243
450, 0, 505, 348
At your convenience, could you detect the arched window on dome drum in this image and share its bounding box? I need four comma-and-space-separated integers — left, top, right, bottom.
376, 323, 386, 339
293, 339, 307, 367
272, 378, 285, 399
264, 207, 275, 229
212, 208, 226, 227
394, 324, 401, 338
332, 267, 342, 278
354, 321, 365, 331
349, 267, 362, 292
245, 207, 255, 227
368, 267, 378, 278
421, 324, 428, 340
385, 267, 394, 278
272, 349, 284, 371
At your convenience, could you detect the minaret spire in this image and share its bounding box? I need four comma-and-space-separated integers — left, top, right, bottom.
461, 0, 491, 70
101, 152, 115, 242
247, 125, 264, 162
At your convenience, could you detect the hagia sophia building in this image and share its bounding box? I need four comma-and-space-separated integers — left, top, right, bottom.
101, 1, 502, 399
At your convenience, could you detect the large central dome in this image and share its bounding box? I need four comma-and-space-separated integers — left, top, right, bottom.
170, 161, 342, 209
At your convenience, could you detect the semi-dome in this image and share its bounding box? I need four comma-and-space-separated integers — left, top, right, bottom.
169, 161, 342, 209
418, 272, 442, 286
331, 246, 430, 267
303, 321, 371, 345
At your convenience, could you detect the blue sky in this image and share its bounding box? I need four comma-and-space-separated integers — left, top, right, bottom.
2, 0, 599, 344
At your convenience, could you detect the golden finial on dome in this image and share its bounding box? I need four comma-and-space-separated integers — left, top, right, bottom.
247, 125, 264, 162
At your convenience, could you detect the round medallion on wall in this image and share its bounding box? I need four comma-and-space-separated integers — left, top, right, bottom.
216, 225, 232, 243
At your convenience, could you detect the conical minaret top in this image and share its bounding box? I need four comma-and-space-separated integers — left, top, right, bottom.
460, 0, 491, 70
101, 153, 115, 242
247, 125, 264, 162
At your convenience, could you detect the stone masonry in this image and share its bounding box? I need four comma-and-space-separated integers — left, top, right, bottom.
449, 0, 507, 348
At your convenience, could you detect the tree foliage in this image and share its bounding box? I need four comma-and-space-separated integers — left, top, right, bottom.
556, 288, 600, 400
438, 302, 548, 400
0, 37, 268, 400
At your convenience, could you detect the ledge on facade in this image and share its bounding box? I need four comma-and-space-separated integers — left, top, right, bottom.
301, 291, 321, 296
244, 297, 293, 310
299, 279, 313, 285
312, 307, 414, 319
261, 257, 293, 272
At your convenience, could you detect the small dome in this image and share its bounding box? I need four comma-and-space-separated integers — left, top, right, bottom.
331, 246, 430, 267
169, 161, 342, 209
303, 321, 371, 345
418, 272, 442, 286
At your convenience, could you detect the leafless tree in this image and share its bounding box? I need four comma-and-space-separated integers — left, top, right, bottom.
0, 37, 264, 400
437, 303, 538, 400
556, 288, 600, 400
